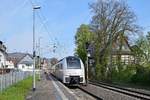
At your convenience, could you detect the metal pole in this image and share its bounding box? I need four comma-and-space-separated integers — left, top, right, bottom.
38, 37, 41, 80
86, 55, 89, 84
32, 5, 41, 91
33, 8, 36, 91
1, 67, 3, 92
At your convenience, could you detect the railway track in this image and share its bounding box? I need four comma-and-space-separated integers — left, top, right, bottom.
77, 86, 103, 100
50, 73, 150, 100
50, 74, 101, 100
69, 86, 99, 100
89, 80, 150, 100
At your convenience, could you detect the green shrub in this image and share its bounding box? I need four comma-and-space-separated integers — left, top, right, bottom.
112, 64, 136, 83
131, 65, 150, 85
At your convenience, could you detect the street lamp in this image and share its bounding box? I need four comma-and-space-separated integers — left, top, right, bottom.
32, 5, 41, 91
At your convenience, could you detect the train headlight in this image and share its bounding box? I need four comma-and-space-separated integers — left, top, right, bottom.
80, 77, 83, 82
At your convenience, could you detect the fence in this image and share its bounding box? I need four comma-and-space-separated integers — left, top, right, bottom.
0, 71, 32, 92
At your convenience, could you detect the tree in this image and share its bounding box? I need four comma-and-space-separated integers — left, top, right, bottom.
75, 24, 93, 64
89, 0, 140, 80
133, 32, 150, 66
50, 58, 58, 66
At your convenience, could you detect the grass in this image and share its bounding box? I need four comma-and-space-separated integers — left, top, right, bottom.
0, 76, 34, 100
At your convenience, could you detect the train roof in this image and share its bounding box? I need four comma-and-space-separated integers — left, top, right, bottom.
57, 56, 80, 63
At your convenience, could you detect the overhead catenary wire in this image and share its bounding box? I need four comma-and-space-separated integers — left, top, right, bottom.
29, 0, 57, 43
29, 0, 57, 51
28, 0, 70, 58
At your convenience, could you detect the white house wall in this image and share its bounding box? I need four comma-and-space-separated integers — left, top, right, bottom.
18, 55, 33, 71
18, 64, 33, 71
0, 51, 6, 68
19, 55, 33, 63
6, 61, 14, 69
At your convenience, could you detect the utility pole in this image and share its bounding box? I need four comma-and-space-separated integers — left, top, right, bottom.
32, 5, 41, 91
86, 42, 90, 84
38, 37, 42, 80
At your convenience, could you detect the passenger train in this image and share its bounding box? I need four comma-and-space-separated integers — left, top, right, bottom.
51, 56, 86, 85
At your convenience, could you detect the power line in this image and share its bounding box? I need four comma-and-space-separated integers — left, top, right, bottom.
29, 0, 54, 41
29, 0, 55, 46
36, 12, 52, 40
29, 0, 68, 58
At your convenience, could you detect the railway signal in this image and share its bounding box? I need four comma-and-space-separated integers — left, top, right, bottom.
85, 42, 91, 84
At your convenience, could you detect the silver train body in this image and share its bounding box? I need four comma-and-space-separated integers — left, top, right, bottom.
52, 56, 86, 85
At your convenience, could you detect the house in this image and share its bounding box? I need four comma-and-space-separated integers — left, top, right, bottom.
7, 53, 33, 71
0, 41, 15, 74
0, 41, 7, 68
88, 36, 135, 65
111, 36, 135, 64
5, 60, 14, 69
41, 58, 50, 71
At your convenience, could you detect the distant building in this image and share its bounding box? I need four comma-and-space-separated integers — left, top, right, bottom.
42, 58, 50, 70
0, 41, 7, 68
7, 53, 33, 71
88, 36, 135, 65
0, 41, 14, 74
5, 60, 14, 69
111, 36, 135, 64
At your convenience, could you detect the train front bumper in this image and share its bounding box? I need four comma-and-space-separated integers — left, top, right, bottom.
65, 76, 84, 84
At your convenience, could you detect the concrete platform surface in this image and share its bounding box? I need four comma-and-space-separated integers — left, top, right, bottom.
26, 74, 65, 100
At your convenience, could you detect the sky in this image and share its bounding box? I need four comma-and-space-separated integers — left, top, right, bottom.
0, 0, 150, 59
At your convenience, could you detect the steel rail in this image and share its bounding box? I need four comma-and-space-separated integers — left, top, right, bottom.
90, 80, 150, 100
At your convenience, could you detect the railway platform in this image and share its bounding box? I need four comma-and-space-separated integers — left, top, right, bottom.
26, 74, 61, 100
26, 73, 96, 100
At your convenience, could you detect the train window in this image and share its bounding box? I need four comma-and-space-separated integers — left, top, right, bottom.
58, 64, 61, 69
56, 64, 62, 69
56, 65, 59, 70
66, 57, 81, 69
60, 64, 63, 69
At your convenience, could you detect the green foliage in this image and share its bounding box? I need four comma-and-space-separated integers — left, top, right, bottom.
131, 65, 150, 85
129, 32, 150, 85
74, 0, 150, 86
112, 64, 136, 83
0, 76, 33, 100
132, 33, 150, 66
75, 24, 93, 64
88, 0, 140, 81
94, 54, 109, 81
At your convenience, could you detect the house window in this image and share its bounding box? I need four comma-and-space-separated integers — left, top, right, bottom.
5, 65, 8, 68
26, 64, 31, 66
121, 55, 129, 64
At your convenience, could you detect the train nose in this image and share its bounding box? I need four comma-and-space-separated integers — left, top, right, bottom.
70, 76, 80, 84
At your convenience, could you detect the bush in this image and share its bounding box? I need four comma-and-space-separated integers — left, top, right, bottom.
112, 64, 136, 83
131, 65, 150, 85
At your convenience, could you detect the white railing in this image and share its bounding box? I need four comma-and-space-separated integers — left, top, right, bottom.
0, 71, 32, 92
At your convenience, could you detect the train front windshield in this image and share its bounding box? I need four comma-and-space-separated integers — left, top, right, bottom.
66, 57, 81, 69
